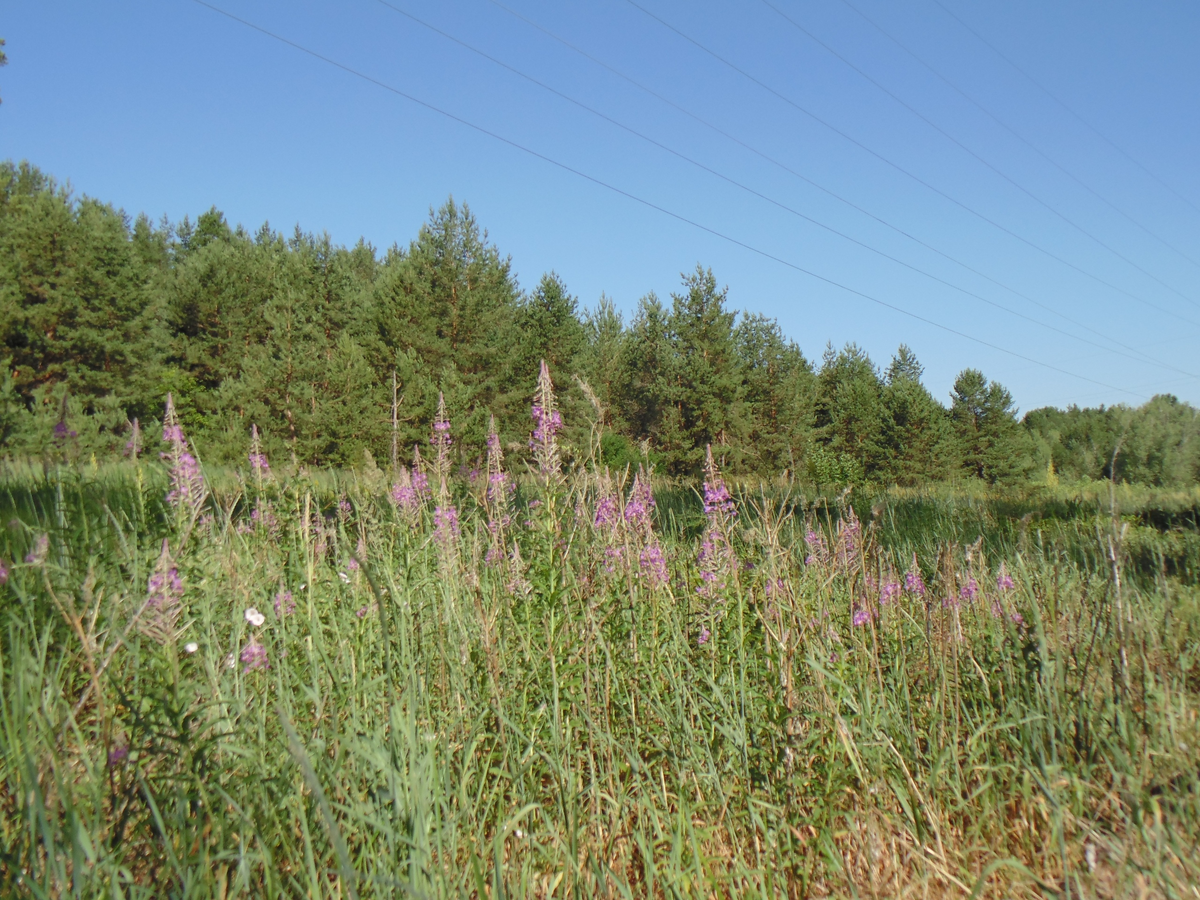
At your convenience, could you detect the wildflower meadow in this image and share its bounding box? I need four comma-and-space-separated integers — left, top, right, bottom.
0, 363, 1198, 898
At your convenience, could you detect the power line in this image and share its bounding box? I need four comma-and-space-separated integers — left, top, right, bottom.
836, 0, 1200, 273
929, 0, 1200, 222
187, 0, 1147, 399
759, 0, 1200, 307
377, 0, 1198, 379
621, 0, 1200, 328
480, 0, 1198, 377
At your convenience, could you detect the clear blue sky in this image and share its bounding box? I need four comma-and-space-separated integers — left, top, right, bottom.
3, 0, 1199, 412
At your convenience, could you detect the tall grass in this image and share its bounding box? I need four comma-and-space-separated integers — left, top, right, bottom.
0, 459, 1197, 898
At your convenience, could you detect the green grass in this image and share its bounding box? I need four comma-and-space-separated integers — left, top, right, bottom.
0, 460, 1197, 897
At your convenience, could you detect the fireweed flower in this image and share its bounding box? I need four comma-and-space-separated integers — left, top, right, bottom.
880, 580, 902, 605
852, 607, 871, 627
431, 393, 453, 498
240, 639, 269, 672
274, 590, 295, 616
697, 626, 711, 646
959, 577, 979, 603
161, 394, 206, 514
108, 746, 129, 767
483, 416, 515, 566
248, 423, 270, 477
530, 361, 563, 486
696, 447, 737, 599
434, 505, 460, 545
140, 540, 183, 644
638, 545, 668, 586
904, 557, 926, 597
834, 511, 861, 570
803, 528, 829, 567
25, 534, 49, 566
996, 563, 1015, 591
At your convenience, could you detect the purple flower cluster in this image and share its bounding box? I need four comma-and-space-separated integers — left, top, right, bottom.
880, 581, 901, 605
697, 449, 737, 598
834, 513, 861, 569
804, 529, 828, 567
624, 474, 655, 531
274, 590, 295, 616
639, 544, 668, 587
161, 397, 205, 512
702, 480, 735, 517
996, 564, 1015, 591
52, 420, 77, 444
697, 626, 711, 646
852, 607, 871, 627
140, 540, 184, 644
593, 492, 619, 530
904, 557, 926, 597
959, 576, 979, 603
25, 534, 49, 566
240, 639, 269, 672
434, 505, 460, 545
391, 467, 430, 518
248, 423, 270, 475
530, 361, 563, 482
147, 565, 183, 612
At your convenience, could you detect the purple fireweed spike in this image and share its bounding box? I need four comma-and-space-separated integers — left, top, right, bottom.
697, 447, 737, 599
431, 393, 452, 500
249, 423, 270, 480
531, 360, 563, 487
140, 539, 184, 644
161, 394, 206, 516
904, 555, 926, 598
996, 563, 1015, 591
240, 639, 269, 672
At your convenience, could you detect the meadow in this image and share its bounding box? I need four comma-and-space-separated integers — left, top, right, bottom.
0, 389, 1198, 898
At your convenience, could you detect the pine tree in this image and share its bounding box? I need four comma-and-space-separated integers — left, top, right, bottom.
950, 369, 1030, 483
373, 198, 521, 449
813, 343, 887, 481
667, 266, 745, 474
733, 313, 815, 475
880, 345, 956, 484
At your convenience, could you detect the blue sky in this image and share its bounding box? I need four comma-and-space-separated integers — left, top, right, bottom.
3, 0, 1199, 412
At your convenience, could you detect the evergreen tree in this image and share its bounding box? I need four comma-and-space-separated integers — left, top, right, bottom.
950, 369, 1031, 483
734, 313, 814, 475
813, 343, 887, 482
515, 272, 585, 383
0, 162, 161, 422
666, 266, 745, 474
880, 345, 956, 484
373, 199, 521, 450
617, 293, 679, 467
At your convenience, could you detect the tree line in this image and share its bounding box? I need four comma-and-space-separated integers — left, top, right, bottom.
2, 160, 1197, 486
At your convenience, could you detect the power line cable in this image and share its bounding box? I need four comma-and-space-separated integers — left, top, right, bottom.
376, 0, 1199, 378
186, 0, 1147, 399
836, 0, 1200, 273
622, 0, 1200, 328
759, 0, 1199, 307
480, 0, 1197, 376
930, 0, 1200, 221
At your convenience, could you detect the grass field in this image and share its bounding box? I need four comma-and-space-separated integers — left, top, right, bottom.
0, 442, 1198, 897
